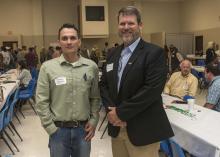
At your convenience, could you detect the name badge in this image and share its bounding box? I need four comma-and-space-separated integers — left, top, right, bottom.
55, 77, 66, 85
106, 63, 113, 72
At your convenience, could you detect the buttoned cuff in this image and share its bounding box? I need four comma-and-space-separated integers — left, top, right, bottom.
45, 123, 58, 136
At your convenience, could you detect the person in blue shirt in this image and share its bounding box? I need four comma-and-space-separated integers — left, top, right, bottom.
204, 61, 220, 111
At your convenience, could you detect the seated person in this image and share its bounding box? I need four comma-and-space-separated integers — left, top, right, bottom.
0, 53, 6, 74
206, 41, 217, 65
204, 61, 220, 112
164, 59, 198, 99
17, 60, 32, 88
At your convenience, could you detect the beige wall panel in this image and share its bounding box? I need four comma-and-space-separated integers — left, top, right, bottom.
108, 1, 133, 36
141, 1, 180, 34
43, 35, 58, 48
0, 0, 33, 35
42, 0, 78, 35
180, 0, 220, 32
80, 0, 109, 38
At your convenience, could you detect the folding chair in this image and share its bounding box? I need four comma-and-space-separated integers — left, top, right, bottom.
4, 89, 23, 142
160, 139, 186, 157
18, 79, 37, 117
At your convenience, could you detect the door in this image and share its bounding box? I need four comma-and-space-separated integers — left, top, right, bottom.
2, 41, 18, 50
195, 36, 203, 52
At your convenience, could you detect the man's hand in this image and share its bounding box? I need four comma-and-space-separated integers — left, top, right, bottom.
108, 107, 127, 127
84, 122, 95, 141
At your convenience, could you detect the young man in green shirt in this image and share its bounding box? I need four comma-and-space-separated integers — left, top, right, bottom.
36, 23, 100, 157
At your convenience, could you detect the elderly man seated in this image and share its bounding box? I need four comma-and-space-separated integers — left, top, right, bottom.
204, 61, 220, 111
164, 59, 198, 99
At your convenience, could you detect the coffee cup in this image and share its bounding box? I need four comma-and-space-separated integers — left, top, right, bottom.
187, 98, 195, 111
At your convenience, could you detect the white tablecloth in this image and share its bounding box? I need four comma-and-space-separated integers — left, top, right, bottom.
192, 65, 205, 73
187, 54, 206, 60
0, 69, 19, 110
163, 94, 220, 157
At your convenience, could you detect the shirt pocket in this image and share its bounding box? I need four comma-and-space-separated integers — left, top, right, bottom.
75, 73, 93, 92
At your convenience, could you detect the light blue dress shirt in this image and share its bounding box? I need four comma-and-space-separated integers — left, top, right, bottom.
117, 37, 141, 91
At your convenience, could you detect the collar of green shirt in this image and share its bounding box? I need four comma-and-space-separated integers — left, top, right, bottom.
58, 54, 90, 67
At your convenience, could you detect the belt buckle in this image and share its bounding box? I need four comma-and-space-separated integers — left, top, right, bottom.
73, 120, 79, 127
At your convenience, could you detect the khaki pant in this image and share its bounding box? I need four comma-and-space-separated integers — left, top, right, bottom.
112, 128, 159, 157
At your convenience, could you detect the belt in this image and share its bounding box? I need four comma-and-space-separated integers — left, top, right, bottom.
54, 120, 87, 128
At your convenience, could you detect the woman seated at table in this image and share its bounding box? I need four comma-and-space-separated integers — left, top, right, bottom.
0, 53, 6, 74
17, 60, 32, 88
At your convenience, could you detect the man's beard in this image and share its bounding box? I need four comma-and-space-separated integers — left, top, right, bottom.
119, 31, 140, 46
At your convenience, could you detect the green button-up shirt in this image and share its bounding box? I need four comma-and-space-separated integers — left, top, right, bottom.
36, 55, 100, 135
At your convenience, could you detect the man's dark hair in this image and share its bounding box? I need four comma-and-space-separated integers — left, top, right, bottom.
1, 46, 6, 51
18, 60, 28, 70
118, 6, 142, 24
206, 61, 220, 76
55, 46, 61, 51
58, 23, 80, 39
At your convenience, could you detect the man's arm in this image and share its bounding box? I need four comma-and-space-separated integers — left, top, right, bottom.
116, 47, 168, 121
36, 64, 57, 135
164, 75, 173, 94
85, 65, 101, 141
204, 103, 215, 109
188, 77, 198, 97
88, 65, 101, 128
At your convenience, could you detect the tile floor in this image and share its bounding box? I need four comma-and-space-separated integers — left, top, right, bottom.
0, 106, 112, 157
0, 90, 206, 157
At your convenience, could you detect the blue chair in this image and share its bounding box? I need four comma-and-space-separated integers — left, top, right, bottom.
30, 68, 38, 80
196, 60, 205, 66
18, 79, 37, 117
160, 139, 186, 157
4, 89, 23, 142
160, 140, 172, 156
191, 68, 199, 79
0, 92, 20, 154
169, 139, 186, 157
183, 95, 194, 102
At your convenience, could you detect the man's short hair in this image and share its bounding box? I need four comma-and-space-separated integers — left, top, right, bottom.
118, 6, 142, 24
206, 61, 220, 76
58, 23, 80, 39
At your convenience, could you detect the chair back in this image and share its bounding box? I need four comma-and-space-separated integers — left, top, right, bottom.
160, 140, 172, 156
0, 106, 7, 130
196, 60, 205, 66
23, 79, 36, 93
191, 68, 199, 79
0, 92, 13, 130
160, 139, 186, 157
169, 139, 186, 157
18, 79, 36, 100
30, 68, 38, 80
4, 89, 19, 124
